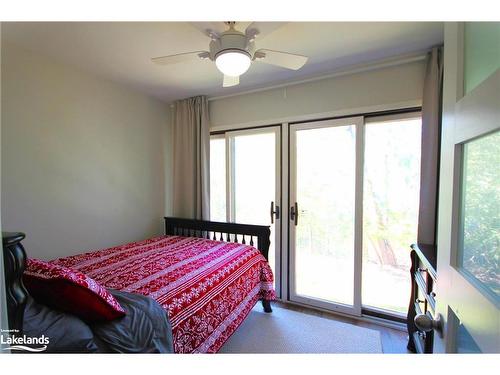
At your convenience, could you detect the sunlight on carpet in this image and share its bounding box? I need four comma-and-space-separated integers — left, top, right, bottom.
219, 304, 383, 353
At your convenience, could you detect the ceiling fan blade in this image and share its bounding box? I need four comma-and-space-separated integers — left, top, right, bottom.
223, 75, 239, 88
151, 51, 209, 65
245, 22, 286, 40
254, 49, 308, 70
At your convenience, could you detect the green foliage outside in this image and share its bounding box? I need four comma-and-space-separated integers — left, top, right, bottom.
461, 131, 500, 300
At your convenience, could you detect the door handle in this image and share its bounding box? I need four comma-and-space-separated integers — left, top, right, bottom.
270, 201, 280, 224
290, 202, 298, 226
414, 313, 443, 338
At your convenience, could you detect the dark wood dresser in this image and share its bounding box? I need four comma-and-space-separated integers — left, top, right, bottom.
407, 243, 437, 353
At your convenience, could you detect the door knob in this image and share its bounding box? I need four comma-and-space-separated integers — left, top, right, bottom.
414, 313, 443, 337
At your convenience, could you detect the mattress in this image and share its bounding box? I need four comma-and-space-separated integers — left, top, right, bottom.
51, 235, 275, 353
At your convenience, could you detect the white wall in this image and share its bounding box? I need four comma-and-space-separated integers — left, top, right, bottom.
209, 60, 426, 129
1, 42, 171, 260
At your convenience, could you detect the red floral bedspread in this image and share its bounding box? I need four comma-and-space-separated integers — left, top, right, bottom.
51, 235, 275, 353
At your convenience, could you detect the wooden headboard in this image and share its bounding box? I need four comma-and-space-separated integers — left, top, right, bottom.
2, 232, 29, 335
164, 217, 271, 261
163, 217, 273, 313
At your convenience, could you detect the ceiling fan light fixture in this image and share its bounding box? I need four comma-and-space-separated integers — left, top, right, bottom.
215, 50, 251, 77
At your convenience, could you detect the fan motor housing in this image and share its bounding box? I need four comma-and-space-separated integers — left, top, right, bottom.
210, 31, 254, 60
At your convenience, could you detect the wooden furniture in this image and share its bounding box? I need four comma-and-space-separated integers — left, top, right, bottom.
2, 232, 29, 336
164, 216, 272, 312
407, 243, 437, 353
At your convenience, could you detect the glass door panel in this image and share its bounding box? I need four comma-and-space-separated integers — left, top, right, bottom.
227, 127, 281, 292
290, 117, 362, 314
209, 136, 227, 222
458, 130, 500, 302
362, 115, 422, 315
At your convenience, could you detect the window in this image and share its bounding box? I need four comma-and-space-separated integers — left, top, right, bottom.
458, 130, 499, 302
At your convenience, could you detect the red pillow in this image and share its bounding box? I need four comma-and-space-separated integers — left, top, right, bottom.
23, 258, 125, 322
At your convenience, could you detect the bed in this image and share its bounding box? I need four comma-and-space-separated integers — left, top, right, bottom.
2, 217, 275, 353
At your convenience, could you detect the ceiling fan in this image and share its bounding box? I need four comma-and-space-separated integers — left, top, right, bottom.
151, 22, 308, 87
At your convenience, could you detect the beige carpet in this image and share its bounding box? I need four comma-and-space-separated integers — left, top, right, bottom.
219, 304, 383, 353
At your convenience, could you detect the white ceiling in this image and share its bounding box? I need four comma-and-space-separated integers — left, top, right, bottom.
2, 22, 443, 102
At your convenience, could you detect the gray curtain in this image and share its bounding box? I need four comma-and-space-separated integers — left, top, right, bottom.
172, 96, 210, 220
417, 47, 443, 245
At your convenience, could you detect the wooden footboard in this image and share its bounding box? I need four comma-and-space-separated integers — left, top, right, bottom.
164, 217, 273, 313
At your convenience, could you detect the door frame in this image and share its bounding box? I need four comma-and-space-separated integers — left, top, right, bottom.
210, 107, 424, 320
288, 116, 364, 316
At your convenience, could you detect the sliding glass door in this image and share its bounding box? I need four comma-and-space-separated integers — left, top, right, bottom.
210, 127, 281, 295
361, 114, 422, 316
288, 113, 421, 317
289, 117, 364, 315
210, 111, 422, 318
